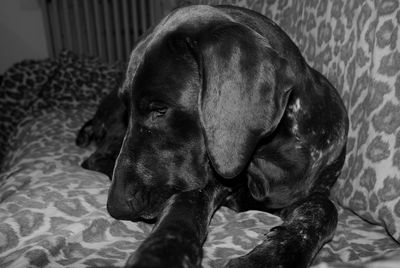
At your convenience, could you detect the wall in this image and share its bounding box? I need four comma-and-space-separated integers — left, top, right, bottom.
0, 0, 48, 73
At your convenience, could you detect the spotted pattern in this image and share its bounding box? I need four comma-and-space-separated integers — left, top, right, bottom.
0, 50, 124, 168
0, 109, 398, 267
0, 109, 399, 267
1, 0, 400, 267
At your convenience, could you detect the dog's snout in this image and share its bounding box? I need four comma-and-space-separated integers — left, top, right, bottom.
107, 156, 137, 220
106, 197, 134, 220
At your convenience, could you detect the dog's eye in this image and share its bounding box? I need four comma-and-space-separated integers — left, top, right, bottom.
149, 102, 168, 117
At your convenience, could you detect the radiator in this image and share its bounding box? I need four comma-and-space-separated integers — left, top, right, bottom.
39, 0, 179, 63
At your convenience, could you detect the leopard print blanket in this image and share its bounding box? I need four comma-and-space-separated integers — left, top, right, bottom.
0, 108, 399, 267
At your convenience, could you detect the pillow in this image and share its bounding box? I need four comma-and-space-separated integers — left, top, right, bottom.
0, 58, 58, 165
320, 1, 400, 242
33, 50, 124, 111
0, 50, 124, 169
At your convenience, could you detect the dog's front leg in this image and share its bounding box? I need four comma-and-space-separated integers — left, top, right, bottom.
126, 183, 227, 268
226, 193, 337, 268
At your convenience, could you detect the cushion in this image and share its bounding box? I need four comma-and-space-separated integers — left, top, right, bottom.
0, 58, 57, 165
0, 50, 124, 168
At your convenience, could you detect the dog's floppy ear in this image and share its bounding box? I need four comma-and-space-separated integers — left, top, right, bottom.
194, 23, 295, 178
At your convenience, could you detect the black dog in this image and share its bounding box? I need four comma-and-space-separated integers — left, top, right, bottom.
76, 89, 127, 178
105, 5, 348, 268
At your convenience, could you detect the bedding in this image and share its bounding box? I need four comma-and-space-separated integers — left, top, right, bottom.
0, 107, 399, 267
1, 0, 400, 267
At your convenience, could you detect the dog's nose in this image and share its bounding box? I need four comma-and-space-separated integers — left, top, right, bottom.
107, 199, 133, 220
107, 177, 134, 220
107, 156, 138, 220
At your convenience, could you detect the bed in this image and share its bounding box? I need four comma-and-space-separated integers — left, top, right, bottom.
1, 0, 400, 267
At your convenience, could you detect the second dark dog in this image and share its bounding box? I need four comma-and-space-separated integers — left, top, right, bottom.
76, 89, 127, 178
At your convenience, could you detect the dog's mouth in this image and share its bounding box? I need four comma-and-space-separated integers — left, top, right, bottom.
126, 197, 161, 221
124, 185, 177, 222
131, 208, 160, 223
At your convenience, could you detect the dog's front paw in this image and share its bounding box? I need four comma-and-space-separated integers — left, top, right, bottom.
225, 231, 309, 268
225, 256, 257, 268
125, 251, 196, 268
125, 235, 202, 268
226, 255, 302, 268
225, 253, 281, 268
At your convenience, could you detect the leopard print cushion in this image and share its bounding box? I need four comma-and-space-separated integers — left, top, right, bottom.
0, 108, 399, 267
0, 50, 124, 168
192, 0, 400, 242
34, 50, 124, 111
0, 59, 57, 166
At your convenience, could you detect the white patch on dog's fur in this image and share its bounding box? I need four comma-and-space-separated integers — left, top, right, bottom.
292, 98, 301, 113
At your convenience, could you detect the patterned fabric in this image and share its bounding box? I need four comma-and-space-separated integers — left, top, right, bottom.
0, 59, 57, 166
0, 50, 124, 168
0, 109, 399, 267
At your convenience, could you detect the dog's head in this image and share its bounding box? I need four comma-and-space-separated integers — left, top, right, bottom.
76, 89, 127, 177
107, 5, 295, 221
